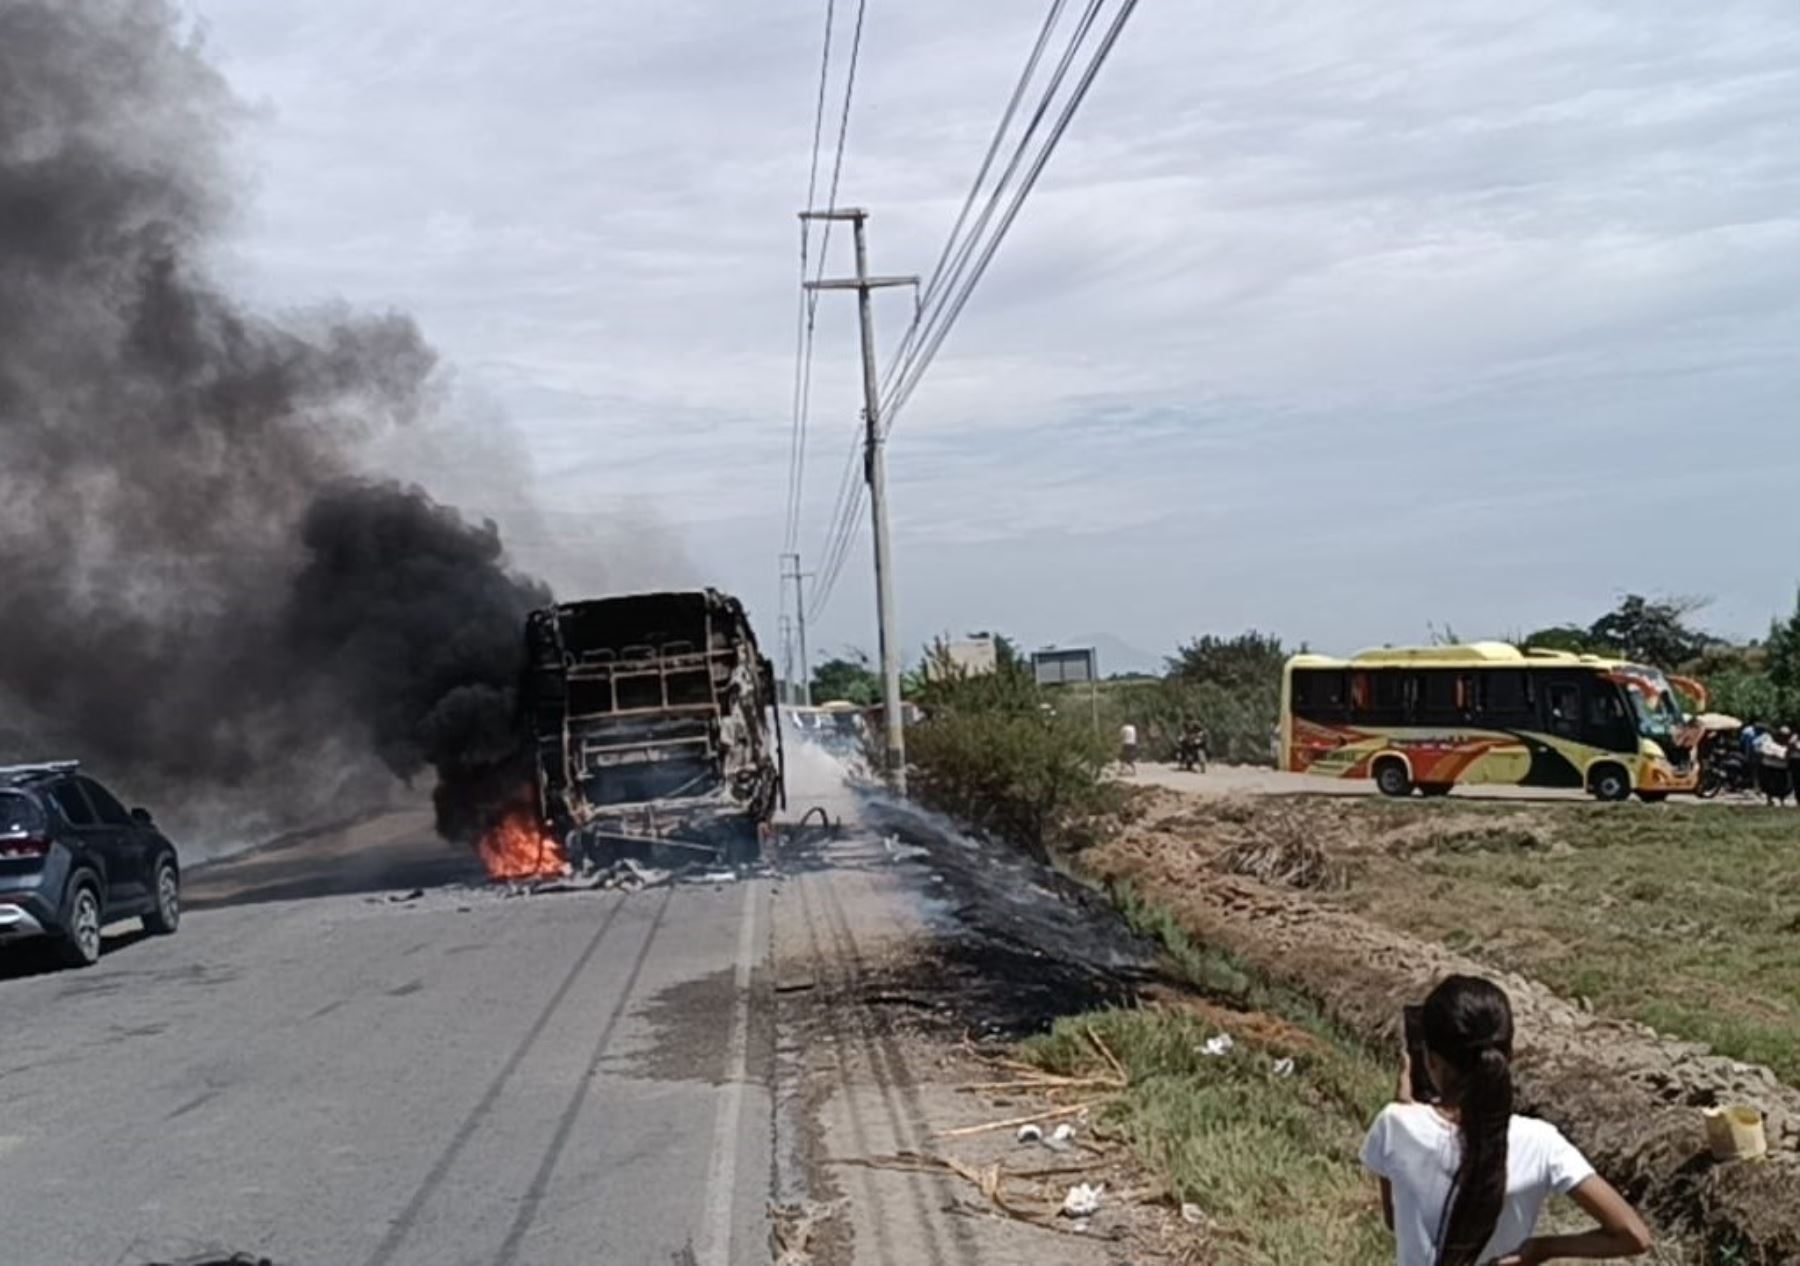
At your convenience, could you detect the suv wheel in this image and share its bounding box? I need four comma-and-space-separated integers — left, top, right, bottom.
56, 879, 103, 968
144, 858, 180, 935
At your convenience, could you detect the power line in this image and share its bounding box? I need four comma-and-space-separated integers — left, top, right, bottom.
811, 0, 869, 280
813, 0, 1088, 620
884, 0, 1121, 431
878, 0, 1073, 403
891, 0, 1143, 440
807, 0, 1142, 622
783, 0, 839, 555
807, 427, 866, 621
797, 0, 874, 619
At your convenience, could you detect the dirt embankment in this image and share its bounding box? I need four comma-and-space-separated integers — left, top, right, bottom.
1090, 790, 1800, 1262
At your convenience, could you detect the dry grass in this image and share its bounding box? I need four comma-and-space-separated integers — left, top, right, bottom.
1021, 1006, 1395, 1265
1338, 799, 1800, 1084
1124, 791, 1800, 1087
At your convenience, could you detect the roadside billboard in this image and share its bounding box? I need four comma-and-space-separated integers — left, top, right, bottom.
1032, 646, 1098, 686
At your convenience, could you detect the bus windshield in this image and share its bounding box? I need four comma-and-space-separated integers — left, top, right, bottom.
1620, 667, 1682, 738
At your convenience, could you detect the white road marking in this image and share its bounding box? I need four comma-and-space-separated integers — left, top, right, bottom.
697, 879, 758, 1266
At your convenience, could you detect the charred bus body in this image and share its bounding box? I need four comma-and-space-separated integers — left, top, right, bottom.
524, 590, 783, 866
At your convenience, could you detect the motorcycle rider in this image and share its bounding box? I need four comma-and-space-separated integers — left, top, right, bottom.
1177, 721, 1210, 773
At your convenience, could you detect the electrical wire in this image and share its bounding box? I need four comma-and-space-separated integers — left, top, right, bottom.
808, 0, 1142, 619
883, 0, 1118, 430
877, 0, 1073, 406
782, 0, 840, 556
810, 0, 869, 285
807, 424, 868, 621
812, 0, 1108, 619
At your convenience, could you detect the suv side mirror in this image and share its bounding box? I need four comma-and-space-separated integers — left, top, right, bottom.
130, 807, 154, 827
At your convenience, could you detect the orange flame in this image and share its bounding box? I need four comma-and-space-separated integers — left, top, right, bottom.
477, 805, 570, 882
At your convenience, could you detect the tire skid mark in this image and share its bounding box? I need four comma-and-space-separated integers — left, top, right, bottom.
808, 865, 972, 1266
793, 871, 902, 1266
817, 865, 983, 1266
362, 892, 630, 1266
494, 884, 676, 1265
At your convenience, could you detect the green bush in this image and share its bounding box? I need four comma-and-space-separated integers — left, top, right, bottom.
907, 662, 1117, 862
1703, 671, 1793, 726
1073, 676, 1279, 766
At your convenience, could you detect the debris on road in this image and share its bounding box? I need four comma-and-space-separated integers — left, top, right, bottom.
505, 858, 676, 896
836, 1151, 1130, 1238
770, 1198, 845, 1266
1060, 1182, 1104, 1218
936, 1102, 1093, 1139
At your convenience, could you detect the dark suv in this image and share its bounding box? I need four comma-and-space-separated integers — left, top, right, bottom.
0, 762, 180, 968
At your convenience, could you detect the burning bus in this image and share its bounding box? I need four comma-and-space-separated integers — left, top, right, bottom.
521, 589, 783, 868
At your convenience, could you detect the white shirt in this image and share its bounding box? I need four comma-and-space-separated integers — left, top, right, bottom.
1361, 1104, 1594, 1266
1120, 724, 1138, 746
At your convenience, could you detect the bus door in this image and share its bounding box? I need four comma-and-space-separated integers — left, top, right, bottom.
1582, 678, 1638, 754
1528, 670, 1591, 787
1540, 673, 1585, 744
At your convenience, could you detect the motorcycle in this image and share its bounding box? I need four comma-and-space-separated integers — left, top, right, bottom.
1696, 749, 1755, 799
1175, 735, 1208, 773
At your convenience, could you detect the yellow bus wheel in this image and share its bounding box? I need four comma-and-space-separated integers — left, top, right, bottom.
1590, 764, 1631, 802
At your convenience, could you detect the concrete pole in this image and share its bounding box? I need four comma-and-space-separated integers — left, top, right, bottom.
850, 214, 907, 794
800, 207, 917, 794
781, 552, 814, 707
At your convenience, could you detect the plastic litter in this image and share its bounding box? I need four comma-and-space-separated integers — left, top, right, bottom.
1181, 1202, 1206, 1226
1015, 1123, 1043, 1144
1202, 1034, 1235, 1057
1060, 1182, 1104, 1218
1050, 1122, 1077, 1143
1271, 1056, 1296, 1078
1704, 1105, 1768, 1161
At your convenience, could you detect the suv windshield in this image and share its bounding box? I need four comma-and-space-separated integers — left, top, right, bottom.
0, 791, 46, 837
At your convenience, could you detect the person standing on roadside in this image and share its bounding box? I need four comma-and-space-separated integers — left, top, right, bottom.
1742, 719, 1764, 766
1118, 720, 1139, 774
1362, 975, 1651, 1266
1757, 726, 1794, 805
1789, 729, 1800, 806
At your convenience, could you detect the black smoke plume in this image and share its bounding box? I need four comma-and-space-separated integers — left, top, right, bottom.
0, 0, 547, 849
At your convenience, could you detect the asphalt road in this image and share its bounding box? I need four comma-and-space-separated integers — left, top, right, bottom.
0, 808, 773, 1266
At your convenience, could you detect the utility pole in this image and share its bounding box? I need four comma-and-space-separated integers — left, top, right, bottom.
802, 207, 917, 793
780, 552, 814, 707
777, 613, 795, 706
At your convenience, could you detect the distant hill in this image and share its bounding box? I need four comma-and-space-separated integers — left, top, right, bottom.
1048, 632, 1163, 678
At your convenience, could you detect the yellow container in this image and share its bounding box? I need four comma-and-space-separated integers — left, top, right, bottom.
1704, 1106, 1767, 1162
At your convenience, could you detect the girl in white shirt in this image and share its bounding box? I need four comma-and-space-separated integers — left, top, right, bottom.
1362, 975, 1652, 1266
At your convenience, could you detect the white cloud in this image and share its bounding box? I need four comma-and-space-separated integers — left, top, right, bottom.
196, 0, 1800, 659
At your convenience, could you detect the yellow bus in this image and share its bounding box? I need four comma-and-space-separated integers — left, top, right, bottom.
1280, 642, 1700, 801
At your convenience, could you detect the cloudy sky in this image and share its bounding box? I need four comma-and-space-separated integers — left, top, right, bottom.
195, 0, 1800, 670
